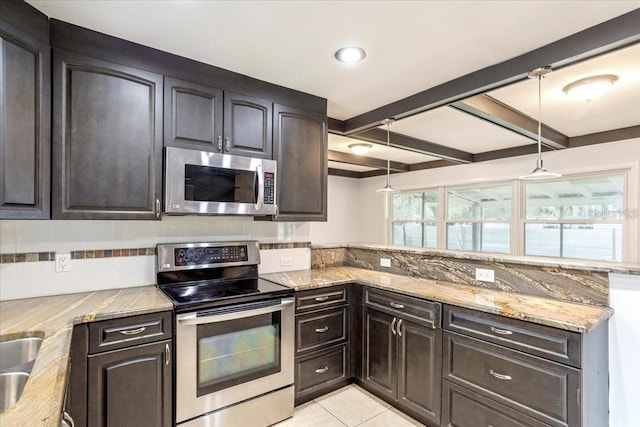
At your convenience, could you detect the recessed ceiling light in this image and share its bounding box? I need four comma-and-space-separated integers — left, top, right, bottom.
348, 143, 372, 155
335, 46, 366, 63
562, 74, 618, 101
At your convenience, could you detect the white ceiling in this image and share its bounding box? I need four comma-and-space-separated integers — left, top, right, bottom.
27, 0, 640, 171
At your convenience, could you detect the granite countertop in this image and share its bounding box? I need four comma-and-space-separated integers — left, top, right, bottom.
312, 243, 640, 276
261, 266, 613, 334
0, 286, 172, 426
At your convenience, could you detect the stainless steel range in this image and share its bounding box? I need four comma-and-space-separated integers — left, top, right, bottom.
157, 241, 294, 427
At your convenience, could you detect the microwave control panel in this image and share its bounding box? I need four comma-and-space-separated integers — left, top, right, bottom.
264, 172, 275, 205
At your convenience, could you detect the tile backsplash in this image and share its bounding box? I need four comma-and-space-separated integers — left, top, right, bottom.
0, 216, 311, 300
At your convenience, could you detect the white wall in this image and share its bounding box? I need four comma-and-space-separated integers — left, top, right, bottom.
357, 138, 640, 263
310, 175, 362, 244
608, 273, 640, 427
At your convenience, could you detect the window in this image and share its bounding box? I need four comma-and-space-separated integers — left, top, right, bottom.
391, 191, 438, 248
446, 185, 512, 253
523, 174, 625, 261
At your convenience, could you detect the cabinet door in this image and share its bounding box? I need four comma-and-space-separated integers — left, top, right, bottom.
87, 340, 172, 427
362, 307, 397, 400
164, 77, 223, 151
52, 49, 163, 219
223, 91, 272, 159
272, 104, 327, 221
0, 4, 50, 219
397, 318, 442, 425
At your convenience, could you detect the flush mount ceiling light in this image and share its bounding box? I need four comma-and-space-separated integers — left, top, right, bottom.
520, 67, 562, 181
334, 46, 366, 63
563, 74, 618, 101
348, 143, 372, 155
376, 119, 397, 193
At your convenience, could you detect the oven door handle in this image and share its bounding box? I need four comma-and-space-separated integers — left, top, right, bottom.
176, 297, 294, 325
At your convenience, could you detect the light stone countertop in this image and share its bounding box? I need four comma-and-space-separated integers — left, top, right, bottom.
0, 286, 172, 427
261, 266, 613, 334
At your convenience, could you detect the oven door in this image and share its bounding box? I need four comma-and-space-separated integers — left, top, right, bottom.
164, 146, 277, 215
175, 297, 294, 424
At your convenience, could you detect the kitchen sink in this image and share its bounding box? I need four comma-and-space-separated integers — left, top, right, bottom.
0, 336, 43, 412
0, 372, 30, 412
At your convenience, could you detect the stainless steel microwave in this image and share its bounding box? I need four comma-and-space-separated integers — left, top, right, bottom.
164, 146, 277, 215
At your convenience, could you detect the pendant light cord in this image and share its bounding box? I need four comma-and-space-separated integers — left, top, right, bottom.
386, 120, 391, 186
537, 74, 542, 163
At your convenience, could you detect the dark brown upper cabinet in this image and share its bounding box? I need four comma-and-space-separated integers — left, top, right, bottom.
0, 1, 51, 219
272, 104, 327, 221
224, 92, 272, 159
52, 49, 163, 220
164, 77, 223, 151
164, 78, 272, 159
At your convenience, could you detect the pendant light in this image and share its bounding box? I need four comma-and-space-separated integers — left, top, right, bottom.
519, 67, 562, 181
376, 118, 397, 193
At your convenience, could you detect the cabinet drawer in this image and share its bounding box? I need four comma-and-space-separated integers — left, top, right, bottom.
364, 288, 440, 328
296, 286, 348, 313
442, 380, 551, 427
295, 344, 348, 395
88, 311, 173, 354
443, 331, 579, 427
444, 305, 581, 367
296, 307, 347, 354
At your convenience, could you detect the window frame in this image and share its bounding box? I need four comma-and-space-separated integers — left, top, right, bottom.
390, 189, 439, 248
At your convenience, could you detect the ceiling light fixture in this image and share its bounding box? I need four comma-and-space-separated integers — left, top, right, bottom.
376, 119, 397, 193
562, 74, 618, 101
520, 67, 562, 181
334, 46, 366, 63
348, 143, 372, 155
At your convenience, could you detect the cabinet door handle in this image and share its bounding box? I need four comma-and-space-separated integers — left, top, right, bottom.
225, 136, 230, 152
315, 326, 329, 333
490, 326, 513, 335
397, 319, 403, 337
165, 343, 171, 366
63, 411, 75, 427
217, 135, 223, 151
489, 369, 512, 380
315, 296, 329, 302
315, 366, 329, 374
391, 317, 397, 335
120, 326, 146, 336
155, 198, 161, 218
390, 302, 405, 309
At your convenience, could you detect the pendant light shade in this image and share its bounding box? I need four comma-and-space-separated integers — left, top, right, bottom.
376, 118, 397, 193
519, 67, 562, 181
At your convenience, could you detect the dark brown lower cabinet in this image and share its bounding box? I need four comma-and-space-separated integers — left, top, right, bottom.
362, 300, 442, 427
87, 340, 172, 427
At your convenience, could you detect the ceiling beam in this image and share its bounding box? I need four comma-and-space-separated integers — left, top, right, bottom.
450, 95, 569, 150
328, 150, 409, 172
328, 117, 346, 134
340, 9, 640, 134
408, 159, 461, 171
352, 128, 474, 163
472, 144, 549, 163
569, 125, 640, 147
328, 168, 362, 179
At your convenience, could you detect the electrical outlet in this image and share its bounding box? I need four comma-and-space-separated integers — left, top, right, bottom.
380, 258, 391, 268
55, 252, 71, 272
280, 257, 293, 267
475, 268, 494, 283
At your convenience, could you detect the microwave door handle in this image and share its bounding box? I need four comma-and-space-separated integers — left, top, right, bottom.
255, 163, 264, 211
177, 297, 294, 326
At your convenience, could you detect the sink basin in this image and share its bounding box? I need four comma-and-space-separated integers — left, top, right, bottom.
0, 337, 43, 412
0, 337, 42, 372
0, 372, 30, 412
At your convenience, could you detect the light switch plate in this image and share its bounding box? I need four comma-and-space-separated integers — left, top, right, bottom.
380, 258, 391, 268
475, 268, 494, 283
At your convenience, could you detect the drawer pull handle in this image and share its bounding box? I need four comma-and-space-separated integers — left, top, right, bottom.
315, 366, 329, 374
315, 296, 329, 302
315, 326, 329, 333
391, 317, 397, 335
489, 369, 512, 381
120, 326, 146, 336
397, 318, 403, 337
390, 302, 405, 309
490, 326, 513, 335
165, 343, 171, 366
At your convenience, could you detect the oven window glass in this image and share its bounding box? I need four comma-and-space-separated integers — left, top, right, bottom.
196, 311, 281, 396
185, 164, 256, 204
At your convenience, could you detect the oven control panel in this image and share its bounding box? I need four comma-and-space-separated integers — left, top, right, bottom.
157, 241, 260, 272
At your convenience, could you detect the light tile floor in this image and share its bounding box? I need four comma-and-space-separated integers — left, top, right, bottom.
274, 385, 426, 427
